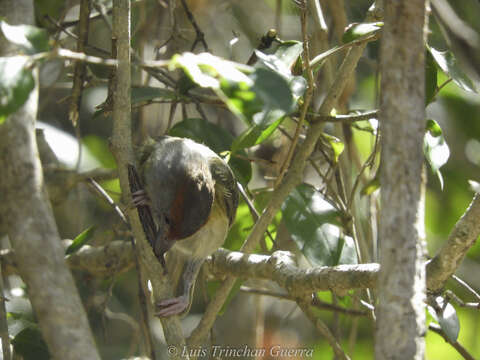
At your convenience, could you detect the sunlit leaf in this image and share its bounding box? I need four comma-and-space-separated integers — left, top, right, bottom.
361, 176, 380, 196
268, 41, 303, 70
83, 135, 116, 169
0, 21, 49, 54
425, 119, 442, 137
322, 133, 345, 163
428, 47, 477, 93
342, 22, 383, 44
0, 56, 35, 118
65, 226, 95, 255
254, 41, 303, 78
282, 183, 356, 266
170, 52, 253, 90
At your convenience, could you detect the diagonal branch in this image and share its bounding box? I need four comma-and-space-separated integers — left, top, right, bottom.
427, 194, 480, 292
187, 7, 376, 346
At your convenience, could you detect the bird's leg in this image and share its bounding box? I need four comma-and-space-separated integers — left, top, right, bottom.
156, 258, 203, 317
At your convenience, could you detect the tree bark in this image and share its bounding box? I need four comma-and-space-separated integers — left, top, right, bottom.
375, 1, 428, 359
0, 1, 101, 359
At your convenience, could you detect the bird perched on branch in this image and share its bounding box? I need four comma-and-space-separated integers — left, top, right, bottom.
130, 136, 238, 317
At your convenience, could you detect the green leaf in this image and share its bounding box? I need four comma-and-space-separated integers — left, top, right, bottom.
170, 52, 253, 90
282, 183, 356, 266
254, 41, 303, 78
12, 326, 50, 360
428, 47, 477, 93
82, 135, 117, 169
170, 52, 297, 126
65, 226, 95, 255
131, 86, 176, 104
0, 21, 49, 54
250, 67, 294, 113
169, 118, 252, 185
254, 114, 286, 145
428, 297, 460, 343
231, 111, 285, 151
0, 56, 35, 118
342, 22, 383, 44
425, 119, 442, 137
424, 124, 450, 189
361, 176, 380, 196
268, 41, 303, 70
322, 134, 345, 163
224, 200, 254, 251
425, 50, 438, 104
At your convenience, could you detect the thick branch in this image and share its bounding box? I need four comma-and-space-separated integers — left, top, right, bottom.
208, 250, 378, 295
1, 244, 378, 296
0, 2, 101, 359
110, 0, 187, 354
427, 194, 480, 292
376, 0, 427, 358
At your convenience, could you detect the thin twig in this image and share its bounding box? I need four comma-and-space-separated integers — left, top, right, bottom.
451, 275, 480, 302
431, 77, 453, 101
70, 0, 92, 172
276, 1, 314, 185
87, 178, 128, 225
298, 298, 351, 360
428, 323, 475, 360
309, 110, 379, 124
45, 15, 111, 56
180, 0, 208, 51
310, 32, 380, 69
166, 101, 178, 131
0, 264, 11, 360
444, 290, 480, 309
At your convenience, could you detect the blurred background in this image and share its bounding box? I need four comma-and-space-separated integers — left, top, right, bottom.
6, 0, 480, 359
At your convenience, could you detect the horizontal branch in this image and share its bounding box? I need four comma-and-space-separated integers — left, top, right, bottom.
2, 191, 476, 297
0, 242, 378, 295
29, 48, 170, 69
208, 249, 379, 295
308, 110, 379, 124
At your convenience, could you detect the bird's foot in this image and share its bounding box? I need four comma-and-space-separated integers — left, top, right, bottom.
130, 189, 150, 207
156, 296, 189, 317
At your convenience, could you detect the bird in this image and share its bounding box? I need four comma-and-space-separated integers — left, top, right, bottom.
131, 136, 238, 317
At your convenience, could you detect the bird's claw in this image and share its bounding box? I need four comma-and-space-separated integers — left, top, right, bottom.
156, 296, 188, 317
130, 189, 150, 207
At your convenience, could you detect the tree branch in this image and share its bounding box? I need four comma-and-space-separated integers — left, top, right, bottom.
427, 194, 480, 292
109, 0, 187, 356
0, 1, 101, 359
